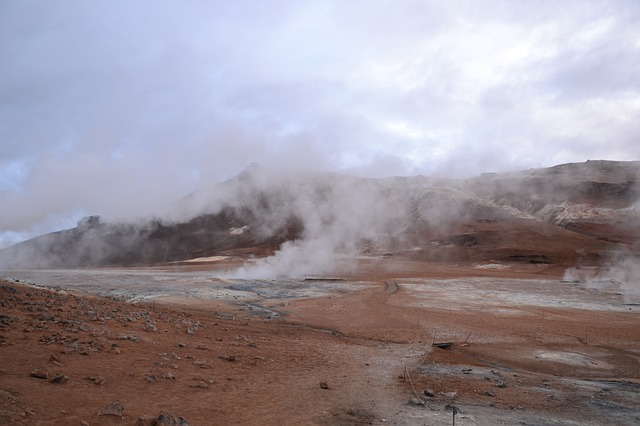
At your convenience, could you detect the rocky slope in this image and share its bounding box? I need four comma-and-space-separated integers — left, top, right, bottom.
1, 160, 639, 269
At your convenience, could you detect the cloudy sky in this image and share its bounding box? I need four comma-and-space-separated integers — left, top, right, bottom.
1, 0, 639, 248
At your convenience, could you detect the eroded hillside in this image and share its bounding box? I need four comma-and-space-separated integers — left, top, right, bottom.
1, 160, 638, 270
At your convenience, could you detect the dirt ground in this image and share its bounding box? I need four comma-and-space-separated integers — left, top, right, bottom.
1, 257, 639, 425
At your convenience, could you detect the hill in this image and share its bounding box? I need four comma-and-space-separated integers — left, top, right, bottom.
1, 160, 639, 271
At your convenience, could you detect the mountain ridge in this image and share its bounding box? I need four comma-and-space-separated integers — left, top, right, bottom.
1, 160, 639, 270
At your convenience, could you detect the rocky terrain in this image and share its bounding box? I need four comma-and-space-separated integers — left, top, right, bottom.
0, 160, 639, 425
1, 258, 639, 425
2, 160, 639, 270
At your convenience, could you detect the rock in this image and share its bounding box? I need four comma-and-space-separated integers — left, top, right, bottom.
134, 415, 157, 425
193, 361, 211, 369
161, 372, 176, 380
407, 397, 424, 406
136, 412, 190, 425
146, 374, 157, 383
319, 381, 329, 389
423, 389, 435, 397
50, 373, 69, 384
117, 334, 139, 341
484, 389, 496, 397
30, 368, 48, 379
143, 321, 157, 332
85, 375, 106, 385
98, 402, 124, 417
156, 411, 190, 425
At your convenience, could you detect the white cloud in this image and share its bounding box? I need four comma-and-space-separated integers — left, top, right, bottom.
1, 0, 639, 247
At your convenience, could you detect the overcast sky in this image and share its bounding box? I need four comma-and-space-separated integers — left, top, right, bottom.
1, 0, 640, 248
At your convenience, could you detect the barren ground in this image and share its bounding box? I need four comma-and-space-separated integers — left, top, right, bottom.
1, 256, 639, 425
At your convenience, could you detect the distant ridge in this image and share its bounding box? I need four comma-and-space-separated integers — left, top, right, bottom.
1, 160, 639, 269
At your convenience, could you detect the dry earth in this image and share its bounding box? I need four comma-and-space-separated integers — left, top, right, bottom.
1, 256, 639, 425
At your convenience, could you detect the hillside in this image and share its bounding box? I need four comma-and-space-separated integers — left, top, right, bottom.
1, 160, 639, 270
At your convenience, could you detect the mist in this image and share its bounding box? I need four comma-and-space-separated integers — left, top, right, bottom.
186, 166, 417, 278
563, 253, 640, 304
2, 1, 640, 248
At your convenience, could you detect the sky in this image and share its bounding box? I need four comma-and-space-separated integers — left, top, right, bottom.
1, 0, 640, 249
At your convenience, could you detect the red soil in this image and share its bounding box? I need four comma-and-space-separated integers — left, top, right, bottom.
1, 256, 639, 425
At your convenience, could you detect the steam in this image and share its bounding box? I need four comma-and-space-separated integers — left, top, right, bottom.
3, 160, 640, 281
3, 1, 640, 251
563, 254, 640, 304
231, 238, 344, 279
201, 167, 416, 279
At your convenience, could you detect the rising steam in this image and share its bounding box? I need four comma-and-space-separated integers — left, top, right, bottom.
563, 254, 640, 304
205, 166, 416, 278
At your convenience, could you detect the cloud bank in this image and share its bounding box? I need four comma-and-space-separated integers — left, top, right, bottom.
1, 0, 640, 247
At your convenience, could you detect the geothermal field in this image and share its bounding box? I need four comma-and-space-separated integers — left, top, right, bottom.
1, 161, 640, 425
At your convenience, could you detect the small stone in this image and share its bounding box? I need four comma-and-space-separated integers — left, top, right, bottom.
134, 415, 158, 426
98, 402, 124, 417
30, 368, 48, 379
193, 361, 211, 369
143, 322, 157, 332
484, 389, 496, 397
146, 374, 157, 383
83, 375, 106, 385
423, 389, 435, 397
162, 372, 176, 380
156, 411, 190, 425
50, 373, 69, 384
319, 381, 329, 389
407, 397, 424, 406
